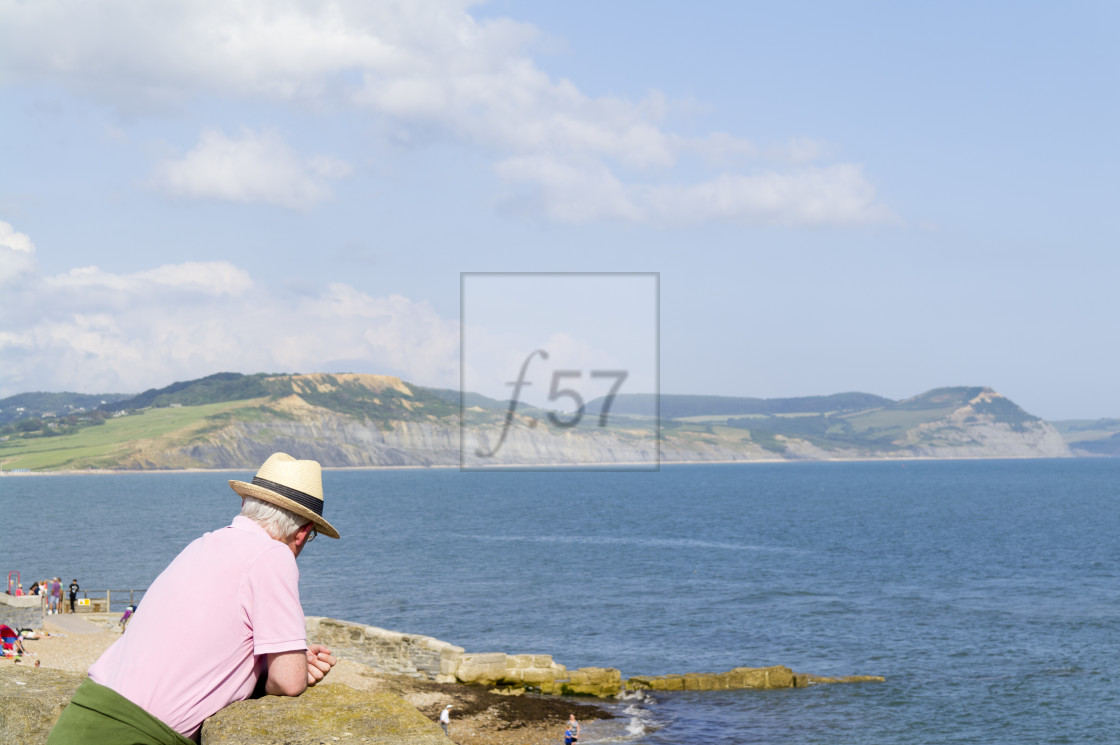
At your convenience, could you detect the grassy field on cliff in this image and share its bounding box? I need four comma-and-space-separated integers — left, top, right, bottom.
0, 399, 265, 470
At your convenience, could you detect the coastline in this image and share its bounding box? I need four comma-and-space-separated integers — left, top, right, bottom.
0, 453, 1075, 476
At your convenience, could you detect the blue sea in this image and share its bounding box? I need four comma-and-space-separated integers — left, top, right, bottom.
3, 459, 1119, 743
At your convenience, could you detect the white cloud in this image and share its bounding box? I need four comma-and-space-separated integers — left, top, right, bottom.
644, 164, 896, 226
497, 159, 893, 226
150, 129, 352, 209
494, 155, 643, 222
0, 0, 394, 103
44, 262, 254, 298
0, 252, 460, 398
0, 0, 894, 226
779, 138, 830, 165
0, 220, 37, 285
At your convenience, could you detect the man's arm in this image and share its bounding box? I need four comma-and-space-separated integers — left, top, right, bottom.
264, 651, 308, 696
264, 645, 337, 696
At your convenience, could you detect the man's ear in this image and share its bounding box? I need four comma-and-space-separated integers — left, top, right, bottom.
288, 522, 315, 555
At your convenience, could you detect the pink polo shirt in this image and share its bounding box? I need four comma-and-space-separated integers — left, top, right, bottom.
89, 516, 307, 739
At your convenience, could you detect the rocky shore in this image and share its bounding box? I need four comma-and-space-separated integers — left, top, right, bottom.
1, 615, 614, 745
3, 613, 883, 743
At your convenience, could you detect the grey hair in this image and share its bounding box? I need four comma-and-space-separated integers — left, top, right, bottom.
239, 496, 307, 541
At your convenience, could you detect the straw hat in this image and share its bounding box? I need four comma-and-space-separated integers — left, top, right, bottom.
229, 453, 340, 539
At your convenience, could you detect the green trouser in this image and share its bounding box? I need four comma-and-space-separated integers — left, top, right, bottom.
47, 678, 195, 745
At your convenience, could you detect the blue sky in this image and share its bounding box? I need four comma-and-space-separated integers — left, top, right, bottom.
1, 1, 1117, 420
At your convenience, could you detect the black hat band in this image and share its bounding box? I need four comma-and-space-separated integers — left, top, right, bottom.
252, 476, 324, 517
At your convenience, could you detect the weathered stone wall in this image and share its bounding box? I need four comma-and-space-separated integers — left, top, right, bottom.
628, 666, 795, 691
558, 667, 623, 697
0, 594, 42, 631
306, 617, 464, 681
306, 617, 624, 696
504, 653, 568, 689
453, 652, 507, 685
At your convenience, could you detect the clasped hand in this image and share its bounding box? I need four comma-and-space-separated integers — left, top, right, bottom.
306, 644, 337, 686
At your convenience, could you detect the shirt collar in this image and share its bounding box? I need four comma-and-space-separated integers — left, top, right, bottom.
231, 514, 275, 540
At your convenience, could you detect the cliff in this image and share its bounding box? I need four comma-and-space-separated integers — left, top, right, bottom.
165, 382, 1071, 467
0, 375, 1070, 470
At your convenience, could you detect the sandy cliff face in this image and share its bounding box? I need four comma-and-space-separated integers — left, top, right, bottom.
899, 390, 1070, 458
903, 419, 1069, 458
157, 399, 1070, 469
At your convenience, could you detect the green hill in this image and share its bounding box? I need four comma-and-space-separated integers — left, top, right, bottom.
0, 391, 131, 426
661, 386, 1047, 455
105, 372, 277, 411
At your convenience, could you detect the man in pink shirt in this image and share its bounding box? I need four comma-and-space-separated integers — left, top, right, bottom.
48, 453, 341, 744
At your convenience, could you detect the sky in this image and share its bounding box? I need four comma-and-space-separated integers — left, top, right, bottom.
1, 0, 1117, 421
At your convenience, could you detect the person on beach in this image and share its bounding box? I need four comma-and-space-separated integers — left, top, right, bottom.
567, 713, 581, 742
440, 704, 452, 736
49, 578, 62, 614
68, 578, 79, 613
47, 452, 341, 745
0, 624, 26, 656
120, 603, 136, 630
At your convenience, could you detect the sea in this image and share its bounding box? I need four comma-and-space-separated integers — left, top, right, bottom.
3, 458, 1119, 744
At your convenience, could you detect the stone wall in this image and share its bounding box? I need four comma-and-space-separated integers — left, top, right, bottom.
306, 617, 623, 696
0, 595, 42, 632
306, 617, 464, 681
627, 666, 795, 691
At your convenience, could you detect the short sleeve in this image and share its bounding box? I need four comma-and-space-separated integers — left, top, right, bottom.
245, 544, 307, 656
